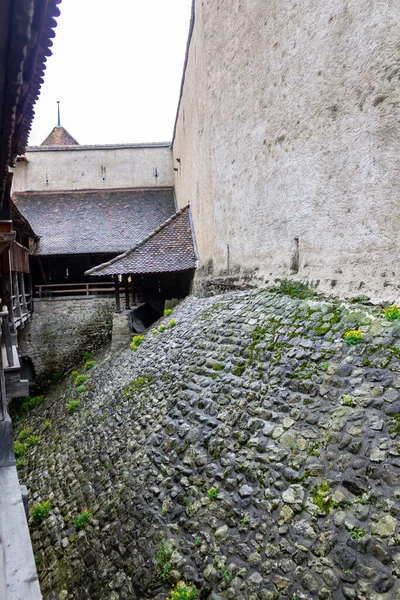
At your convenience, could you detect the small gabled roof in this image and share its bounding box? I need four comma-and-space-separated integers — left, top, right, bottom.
85, 204, 196, 276
40, 126, 79, 146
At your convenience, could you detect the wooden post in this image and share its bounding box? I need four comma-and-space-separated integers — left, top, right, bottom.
12, 272, 21, 317
114, 275, 121, 313
19, 273, 28, 313
124, 276, 130, 309
1, 251, 15, 367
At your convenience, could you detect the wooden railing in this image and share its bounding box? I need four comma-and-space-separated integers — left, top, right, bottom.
35, 281, 124, 298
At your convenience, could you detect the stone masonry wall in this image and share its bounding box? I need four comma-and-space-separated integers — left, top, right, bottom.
14, 289, 400, 600
18, 297, 114, 381
173, 0, 400, 302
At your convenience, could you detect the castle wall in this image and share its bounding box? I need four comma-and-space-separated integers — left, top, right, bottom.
12, 144, 173, 192
173, 0, 400, 302
18, 297, 114, 382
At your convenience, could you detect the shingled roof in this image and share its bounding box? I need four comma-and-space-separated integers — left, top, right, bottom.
41, 126, 79, 146
85, 205, 196, 276
13, 188, 176, 255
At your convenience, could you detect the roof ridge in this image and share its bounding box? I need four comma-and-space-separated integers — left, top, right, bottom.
85, 204, 190, 276
13, 186, 175, 197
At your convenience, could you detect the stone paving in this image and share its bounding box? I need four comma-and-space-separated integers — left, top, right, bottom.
14, 289, 400, 599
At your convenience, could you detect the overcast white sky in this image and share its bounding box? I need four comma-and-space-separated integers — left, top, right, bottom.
29, 0, 192, 146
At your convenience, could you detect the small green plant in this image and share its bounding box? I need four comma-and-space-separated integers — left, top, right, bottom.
156, 539, 174, 579
158, 324, 166, 333
43, 421, 51, 431
194, 536, 201, 547
384, 304, 400, 321
16, 458, 25, 469
130, 335, 145, 350
71, 370, 79, 379
389, 413, 400, 435
31, 500, 51, 523
360, 493, 370, 505
166, 581, 198, 600
321, 362, 330, 371
221, 567, 232, 585
51, 371, 63, 383
84, 360, 95, 371
20, 395, 44, 413
75, 374, 88, 386
168, 319, 177, 328
343, 329, 363, 345
273, 278, 315, 300
17, 428, 32, 442
76, 385, 87, 395
309, 442, 320, 456
212, 363, 224, 371
311, 481, 338, 515
207, 486, 218, 500
82, 351, 93, 361
349, 526, 366, 541
164, 308, 173, 317
240, 514, 249, 528
343, 569, 352, 575
13, 442, 28, 457
161, 507, 168, 516
341, 394, 355, 407
66, 399, 80, 413
232, 363, 246, 376
26, 435, 40, 447
74, 509, 91, 530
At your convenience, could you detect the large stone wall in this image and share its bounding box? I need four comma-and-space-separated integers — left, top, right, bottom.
12, 144, 173, 192
173, 0, 400, 302
18, 297, 115, 381
13, 289, 400, 599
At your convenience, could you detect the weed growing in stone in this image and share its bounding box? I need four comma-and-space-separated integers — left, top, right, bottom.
384, 304, 400, 321
76, 385, 87, 395
31, 500, 51, 523
21, 395, 44, 413
130, 335, 145, 350
164, 308, 173, 317
16, 458, 25, 469
212, 363, 224, 371
74, 509, 91, 530
156, 539, 174, 579
207, 486, 218, 499
388, 413, 400, 435
349, 526, 366, 540
273, 278, 315, 299
71, 370, 79, 379
168, 319, 176, 328
360, 493, 370, 505
42, 421, 51, 431
343, 329, 363, 345
220, 567, 232, 585
82, 351, 93, 362
26, 435, 39, 447
17, 428, 32, 442
66, 400, 80, 413
311, 481, 338, 515
85, 360, 95, 371
51, 371, 63, 383
13, 442, 28, 457
232, 363, 246, 376
166, 581, 198, 600
75, 374, 88, 386
194, 536, 201, 547
341, 394, 355, 407
158, 324, 166, 333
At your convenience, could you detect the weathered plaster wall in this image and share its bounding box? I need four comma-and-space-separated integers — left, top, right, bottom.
173, 0, 400, 302
18, 297, 114, 381
12, 144, 173, 192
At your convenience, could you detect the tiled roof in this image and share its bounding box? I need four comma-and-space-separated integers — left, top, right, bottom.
13, 188, 176, 255
85, 205, 196, 276
41, 126, 79, 146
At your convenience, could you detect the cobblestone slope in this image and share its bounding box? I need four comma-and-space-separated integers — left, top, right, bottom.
15, 290, 400, 600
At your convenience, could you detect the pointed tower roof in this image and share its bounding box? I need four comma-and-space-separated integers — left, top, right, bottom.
40, 126, 79, 146
40, 101, 79, 146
